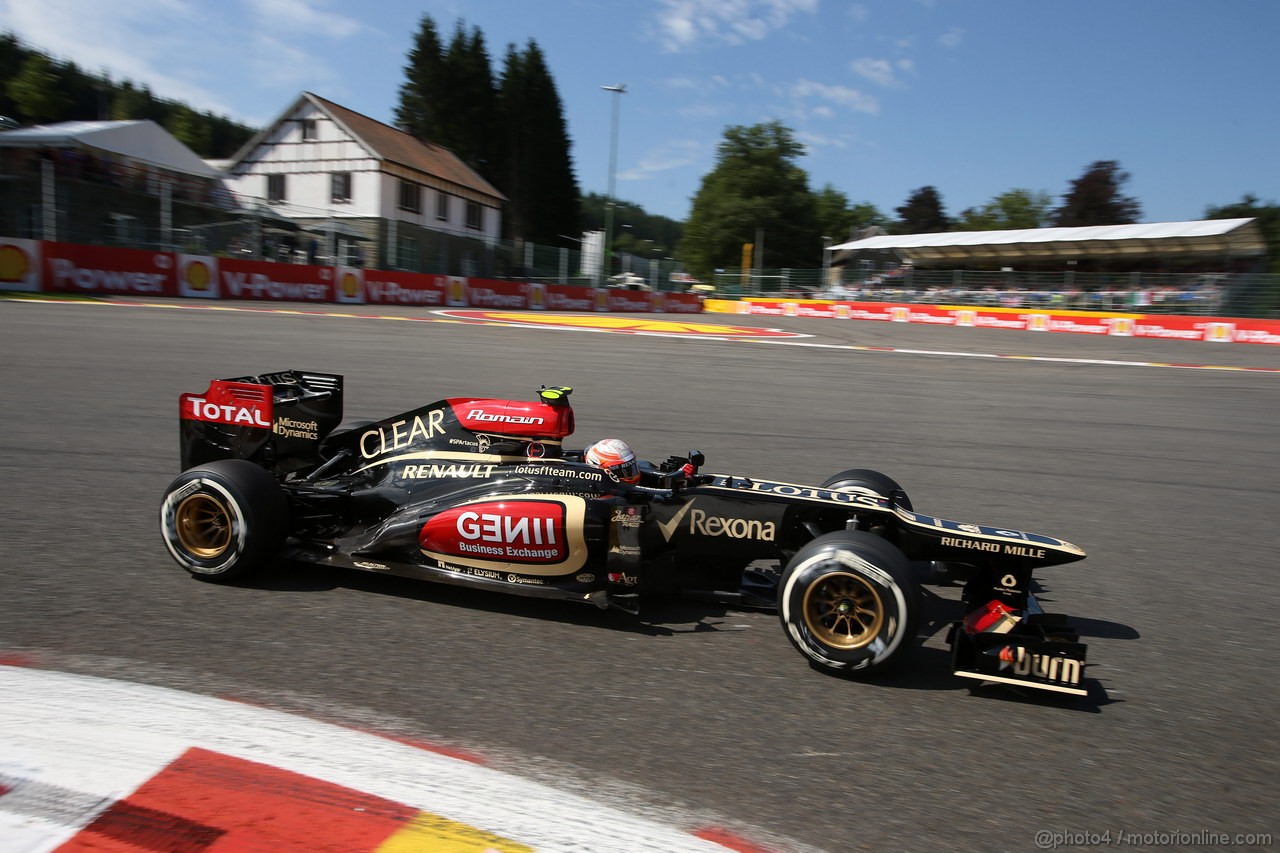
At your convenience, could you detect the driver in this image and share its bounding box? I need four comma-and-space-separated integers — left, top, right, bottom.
584, 438, 641, 484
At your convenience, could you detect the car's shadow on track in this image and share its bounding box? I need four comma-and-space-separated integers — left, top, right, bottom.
240, 560, 748, 637
237, 562, 1131, 707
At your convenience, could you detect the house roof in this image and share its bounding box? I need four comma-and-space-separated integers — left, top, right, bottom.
229, 93, 504, 202
0, 119, 219, 178
830, 218, 1266, 265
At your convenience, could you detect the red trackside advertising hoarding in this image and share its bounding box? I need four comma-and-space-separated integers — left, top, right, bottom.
42, 242, 177, 297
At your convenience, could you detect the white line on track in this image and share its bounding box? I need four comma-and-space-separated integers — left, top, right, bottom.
5, 297, 1278, 374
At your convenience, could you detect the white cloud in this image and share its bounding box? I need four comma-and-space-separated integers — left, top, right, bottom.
796, 130, 852, 150
789, 79, 879, 115
242, 0, 365, 39
653, 0, 819, 52
847, 3, 870, 24
618, 139, 704, 181
939, 27, 966, 48
850, 57, 900, 88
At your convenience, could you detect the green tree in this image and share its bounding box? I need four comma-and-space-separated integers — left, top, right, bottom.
956, 188, 1053, 231
814, 184, 887, 243
166, 105, 211, 155
893, 185, 949, 234
1205, 195, 1280, 274
679, 121, 819, 279
394, 16, 445, 140
1053, 160, 1141, 226
581, 192, 682, 257
7, 53, 71, 123
497, 40, 579, 244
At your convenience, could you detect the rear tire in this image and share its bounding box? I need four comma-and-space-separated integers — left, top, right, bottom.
159, 460, 288, 581
778, 531, 919, 675
821, 468, 913, 511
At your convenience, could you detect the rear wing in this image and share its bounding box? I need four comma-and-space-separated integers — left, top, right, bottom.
179, 370, 343, 474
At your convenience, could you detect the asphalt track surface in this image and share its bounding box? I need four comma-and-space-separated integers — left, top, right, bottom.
2, 297, 1278, 851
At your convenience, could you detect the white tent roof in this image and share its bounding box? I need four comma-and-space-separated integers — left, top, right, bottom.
831, 218, 1266, 264
0, 120, 219, 178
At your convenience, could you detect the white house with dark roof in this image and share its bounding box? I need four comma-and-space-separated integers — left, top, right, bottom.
223, 92, 505, 269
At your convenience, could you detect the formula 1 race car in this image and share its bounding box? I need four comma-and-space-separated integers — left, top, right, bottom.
160, 371, 1091, 697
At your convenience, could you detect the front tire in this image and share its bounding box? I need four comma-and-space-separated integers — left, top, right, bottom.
778, 531, 919, 675
159, 460, 288, 581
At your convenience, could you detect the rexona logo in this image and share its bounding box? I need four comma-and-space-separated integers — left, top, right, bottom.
420, 500, 568, 564
657, 500, 776, 542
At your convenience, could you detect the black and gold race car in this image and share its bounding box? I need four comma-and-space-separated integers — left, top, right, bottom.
160, 370, 1091, 697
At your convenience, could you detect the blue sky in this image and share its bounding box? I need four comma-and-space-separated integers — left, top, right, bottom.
1, 0, 1276, 228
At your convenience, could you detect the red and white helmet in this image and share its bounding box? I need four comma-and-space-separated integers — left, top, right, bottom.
584, 438, 640, 483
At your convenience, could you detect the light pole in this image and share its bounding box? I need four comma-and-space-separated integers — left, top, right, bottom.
601, 83, 626, 284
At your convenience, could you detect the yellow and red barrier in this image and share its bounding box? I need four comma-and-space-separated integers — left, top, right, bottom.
705, 297, 1280, 345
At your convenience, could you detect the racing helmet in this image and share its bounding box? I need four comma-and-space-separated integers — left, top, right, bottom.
584, 438, 640, 483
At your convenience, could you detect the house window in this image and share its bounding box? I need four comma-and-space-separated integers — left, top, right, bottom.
436, 192, 449, 221
300, 119, 317, 141
331, 172, 352, 204
267, 173, 286, 203
466, 200, 483, 231
397, 236, 419, 271
398, 180, 421, 213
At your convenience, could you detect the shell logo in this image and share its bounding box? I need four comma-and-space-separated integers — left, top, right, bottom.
449, 278, 466, 304
1204, 322, 1235, 343
594, 289, 609, 311
956, 310, 976, 327
0, 244, 30, 283
1027, 314, 1050, 332
783, 302, 798, 316
340, 271, 359, 299
1109, 317, 1134, 337
650, 291, 664, 311
528, 284, 544, 310
835, 304, 851, 319
890, 306, 910, 322
184, 260, 211, 292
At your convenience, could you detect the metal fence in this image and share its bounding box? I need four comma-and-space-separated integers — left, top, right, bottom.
712, 267, 1280, 318
3, 150, 1275, 312
0, 151, 691, 290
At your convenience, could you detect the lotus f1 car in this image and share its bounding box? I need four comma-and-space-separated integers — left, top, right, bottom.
160, 371, 1091, 696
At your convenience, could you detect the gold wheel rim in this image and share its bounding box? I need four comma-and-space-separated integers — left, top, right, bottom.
174, 493, 232, 559
803, 571, 885, 650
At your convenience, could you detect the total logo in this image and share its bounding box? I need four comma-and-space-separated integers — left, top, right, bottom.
181, 396, 271, 427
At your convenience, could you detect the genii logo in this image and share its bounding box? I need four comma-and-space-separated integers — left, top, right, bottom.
419, 496, 588, 573
334, 268, 365, 304
178, 255, 219, 298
